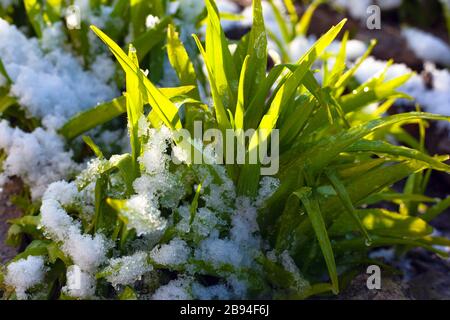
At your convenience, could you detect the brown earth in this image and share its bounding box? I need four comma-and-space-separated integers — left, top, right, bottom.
0, 178, 23, 264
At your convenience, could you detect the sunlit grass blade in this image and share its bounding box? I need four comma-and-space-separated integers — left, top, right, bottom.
296, 0, 324, 36
60, 86, 193, 140
24, 0, 43, 37
329, 208, 433, 239
245, 64, 286, 129
268, 160, 430, 253
243, 0, 268, 106
334, 39, 377, 96
90, 25, 182, 130
234, 55, 250, 130
204, 0, 238, 112
192, 34, 232, 132
82, 136, 104, 159
346, 139, 450, 173
167, 24, 199, 98
126, 44, 144, 173
258, 19, 347, 135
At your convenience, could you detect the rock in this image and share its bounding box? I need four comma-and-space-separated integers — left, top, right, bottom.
339, 273, 410, 300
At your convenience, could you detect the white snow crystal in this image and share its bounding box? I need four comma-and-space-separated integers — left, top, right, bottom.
192, 282, 231, 300
121, 194, 167, 236
42, 180, 79, 207
104, 252, 153, 288
150, 238, 191, 267
4, 256, 46, 300
40, 192, 109, 272
0, 18, 117, 129
0, 121, 80, 200
332, 0, 372, 19
40, 22, 66, 51
402, 27, 450, 66
145, 15, 160, 29
354, 57, 450, 132
231, 197, 260, 247
256, 176, 280, 207
152, 277, 192, 300
280, 250, 310, 290
176, 0, 205, 22
195, 235, 247, 269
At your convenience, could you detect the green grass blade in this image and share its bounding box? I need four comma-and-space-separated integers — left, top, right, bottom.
0, 95, 17, 114
257, 19, 347, 136
60, 86, 193, 140
326, 31, 349, 87
126, 44, 144, 172
205, 0, 238, 112
294, 187, 339, 294
60, 96, 126, 140
91, 26, 181, 129
192, 34, 232, 132
24, 0, 43, 37
234, 55, 250, 130
245, 64, 286, 129
91, 25, 182, 130
296, 0, 324, 36
284, 112, 450, 179
167, 24, 199, 98
82, 136, 104, 159
346, 139, 450, 173
132, 16, 170, 60
0, 58, 12, 85
267, 0, 292, 43
325, 169, 371, 242
243, 0, 268, 106
334, 39, 377, 96
422, 196, 450, 222
329, 208, 433, 239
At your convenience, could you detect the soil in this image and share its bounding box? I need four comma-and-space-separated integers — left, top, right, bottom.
0, 178, 22, 264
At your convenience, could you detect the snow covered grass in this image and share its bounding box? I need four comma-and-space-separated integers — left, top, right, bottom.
1, 0, 450, 301
0, 18, 117, 129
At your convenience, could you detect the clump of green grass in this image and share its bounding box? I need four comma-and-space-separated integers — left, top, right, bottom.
1, 0, 450, 300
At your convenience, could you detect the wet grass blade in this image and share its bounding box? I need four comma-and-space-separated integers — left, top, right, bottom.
325, 169, 371, 242
294, 187, 339, 294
